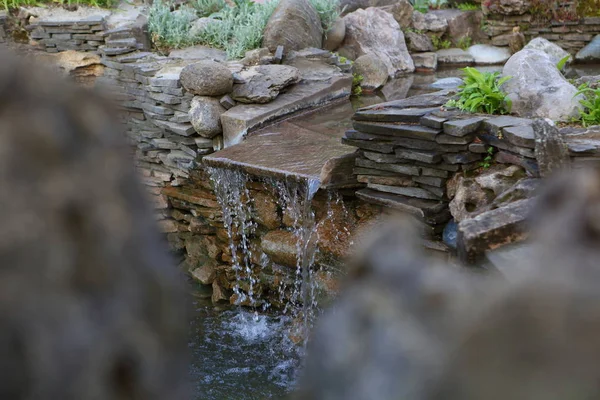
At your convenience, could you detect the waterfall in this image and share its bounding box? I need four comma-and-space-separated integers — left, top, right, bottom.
207, 166, 322, 341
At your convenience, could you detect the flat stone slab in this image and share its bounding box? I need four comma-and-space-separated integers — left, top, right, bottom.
443, 117, 486, 137
203, 122, 356, 186
457, 198, 534, 264
352, 121, 441, 141
353, 107, 440, 123
356, 188, 446, 218
359, 90, 453, 111
483, 115, 531, 135
367, 183, 441, 200
168, 45, 227, 61
221, 74, 352, 147
503, 125, 535, 148
28, 6, 110, 25
436, 48, 475, 65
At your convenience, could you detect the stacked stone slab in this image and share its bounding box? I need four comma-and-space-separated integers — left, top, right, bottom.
28, 15, 106, 53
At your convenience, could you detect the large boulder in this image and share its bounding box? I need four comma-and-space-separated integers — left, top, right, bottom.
231, 64, 301, 103
523, 37, 571, 65
262, 0, 323, 53
467, 44, 511, 65
502, 49, 582, 121
339, 7, 414, 77
576, 34, 600, 63
180, 60, 233, 96
353, 54, 389, 91
188, 96, 226, 138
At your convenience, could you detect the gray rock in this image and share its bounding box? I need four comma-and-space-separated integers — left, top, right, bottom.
188, 96, 226, 138
180, 60, 233, 96
436, 9, 486, 44
576, 34, 600, 63
241, 48, 272, 66
502, 49, 582, 121
523, 37, 571, 65
405, 31, 434, 52
509, 30, 526, 54
231, 64, 301, 104
431, 77, 462, 89
386, 0, 414, 28
262, 0, 323, 53
412, 52, 438, 70
338, 0, 397, 12
436, 48, 475, 65
411, 11, 448, 33
449, 176, 494, 222
444, 117, 486, 137
323, 17, 346, 51
354, 54, 389, 91
467, 44, 511, 65
503, 125, 535, 148
219, 94, 236, 110
339, 7, 414, 77
533, 119, 571, 178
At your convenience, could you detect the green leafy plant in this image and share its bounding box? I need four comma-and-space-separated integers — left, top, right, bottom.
575, 84, 600, 127
457, 2, 479, 10
352, 73, 363, 96
192, 0, 227, 17
309, 0, 342, 32
556, 54, 571, 72
431, 35, 451, 50
449, 67, 512, 115
457, 36, 472, 50
413, 0, 429, 12
480, 146, 495, 169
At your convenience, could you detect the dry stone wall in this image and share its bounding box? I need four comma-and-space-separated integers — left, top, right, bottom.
27, 15, 107, 53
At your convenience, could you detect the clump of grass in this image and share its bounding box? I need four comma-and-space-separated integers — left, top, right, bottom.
192, 0, 226, 17
431, 35, 452, 50
448, 67, 512, 115
148, 0, 197, 49
352, 72, 363, 96
456, 2, 480, 10
196, 0, 278, 59
2, 0, 115, 10
457, 36, 472, 50
309, 0, 342, 31
575, 83, 600, 127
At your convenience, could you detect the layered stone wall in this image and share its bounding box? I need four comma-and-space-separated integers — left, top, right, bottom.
487, 14, 600, 54
342, 91, 600, 263
27, 15, 107, 53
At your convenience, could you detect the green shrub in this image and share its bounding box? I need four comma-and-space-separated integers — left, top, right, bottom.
2, 0, 114, 10
352, 73, 363, 96
413, 0, 429, 12
192, 0, 227, 17
148, 0, 197, 49
450, 67, 512, 115
309, 0, 341, 31
575, 84, 600, 127
456, 2, 479, 10
195, 0, 278, 59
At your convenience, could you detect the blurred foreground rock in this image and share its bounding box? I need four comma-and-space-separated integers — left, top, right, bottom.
299, 167, 600, 400
0, 51, 189, 400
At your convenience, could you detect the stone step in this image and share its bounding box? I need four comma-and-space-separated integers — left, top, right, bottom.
355, 158, 420, 176
352, 121, 441, 141
367, 183, 442, 200
353, 107, 440, 123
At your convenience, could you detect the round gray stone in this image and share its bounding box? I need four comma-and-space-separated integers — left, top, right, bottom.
180, 60, 233, 97
354, 54, 389, 91
188, 96, 226, 138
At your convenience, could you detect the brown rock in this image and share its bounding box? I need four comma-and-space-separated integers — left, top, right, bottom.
261, 230, 300, 267
262, 0, 323, 53
252, 190, 282, 229
211, 280, 230, 303
191, 264, 216, 285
